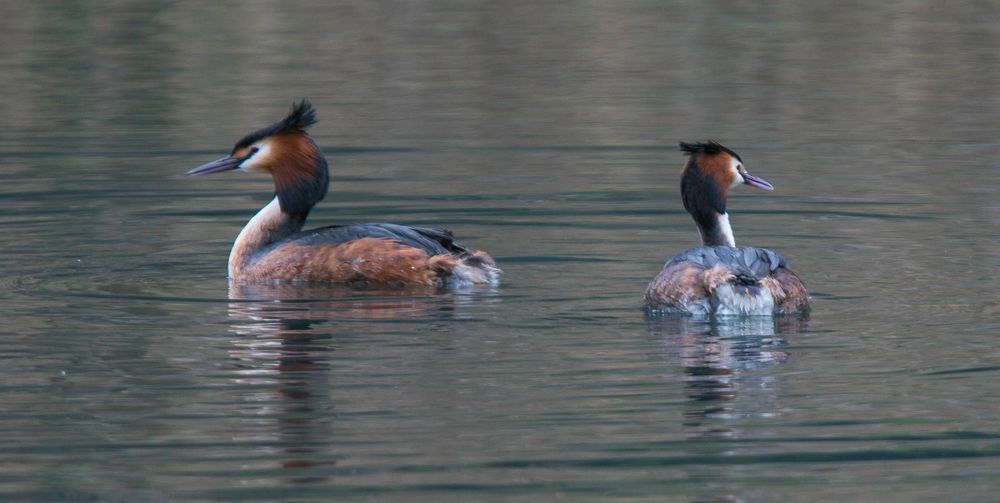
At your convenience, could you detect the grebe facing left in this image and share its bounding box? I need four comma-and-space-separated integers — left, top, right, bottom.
187, 100, 500, 286
644, 141, 810, 316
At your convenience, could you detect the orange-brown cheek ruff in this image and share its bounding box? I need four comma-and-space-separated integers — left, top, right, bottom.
694, 153, 738, 195
239, 238, 493, 286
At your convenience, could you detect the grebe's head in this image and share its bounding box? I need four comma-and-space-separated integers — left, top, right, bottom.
188, 100, 329, 215
679, 141, 772, 215
679, 141, 773, 194
678, 141, 773, 247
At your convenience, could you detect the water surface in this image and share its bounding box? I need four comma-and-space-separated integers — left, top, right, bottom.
2, 2, 999, 501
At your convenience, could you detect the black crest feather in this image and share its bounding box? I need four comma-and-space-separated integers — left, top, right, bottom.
233, 99, 319, 151
679, 141, 742, 162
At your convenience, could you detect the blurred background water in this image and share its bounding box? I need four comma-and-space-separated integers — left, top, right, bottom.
1, 1, 999, 501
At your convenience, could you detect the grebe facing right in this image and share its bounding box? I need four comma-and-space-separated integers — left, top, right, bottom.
644, 141, 811, 316
187, 100, 500, 286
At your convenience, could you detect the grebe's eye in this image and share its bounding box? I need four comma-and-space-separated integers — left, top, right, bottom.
249, 147, 260, 155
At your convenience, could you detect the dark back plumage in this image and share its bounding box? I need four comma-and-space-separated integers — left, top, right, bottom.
664, 246, 787, 281
280, 223, 471, 257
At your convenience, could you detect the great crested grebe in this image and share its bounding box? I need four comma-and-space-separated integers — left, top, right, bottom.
187, 100, 500, 286
644, 141, 810, 316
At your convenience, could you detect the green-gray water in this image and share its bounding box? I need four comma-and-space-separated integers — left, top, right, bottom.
2, 2, 999, 501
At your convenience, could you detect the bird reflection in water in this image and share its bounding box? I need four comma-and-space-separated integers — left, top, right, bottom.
648, 315, 808, 503
647, 315, 808, 438
224, 282, 497, 484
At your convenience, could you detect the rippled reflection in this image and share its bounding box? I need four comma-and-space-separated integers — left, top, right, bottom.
222, 282, 498, 483
649, 316, 808, 438
648, 316, 808, 502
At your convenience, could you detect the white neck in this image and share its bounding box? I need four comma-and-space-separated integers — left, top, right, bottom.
228, 197, 289, 278
716, 212, 735, 247
695, 211, 737, 247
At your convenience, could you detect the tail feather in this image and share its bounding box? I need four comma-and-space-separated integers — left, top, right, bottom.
431, 250, 501, 286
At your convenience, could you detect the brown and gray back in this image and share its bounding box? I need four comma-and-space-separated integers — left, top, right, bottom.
643, 141, 810, 316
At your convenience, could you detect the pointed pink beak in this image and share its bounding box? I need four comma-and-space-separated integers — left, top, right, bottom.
742, 171, 774, 191
186, 155, 241, 176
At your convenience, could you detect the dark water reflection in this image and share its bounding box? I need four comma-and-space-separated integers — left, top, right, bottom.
648, 317, 799, 435
223, 284, 501, 486
2, 1, 1000, 501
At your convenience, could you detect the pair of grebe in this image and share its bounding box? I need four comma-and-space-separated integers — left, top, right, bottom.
189, 101, 810, 315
